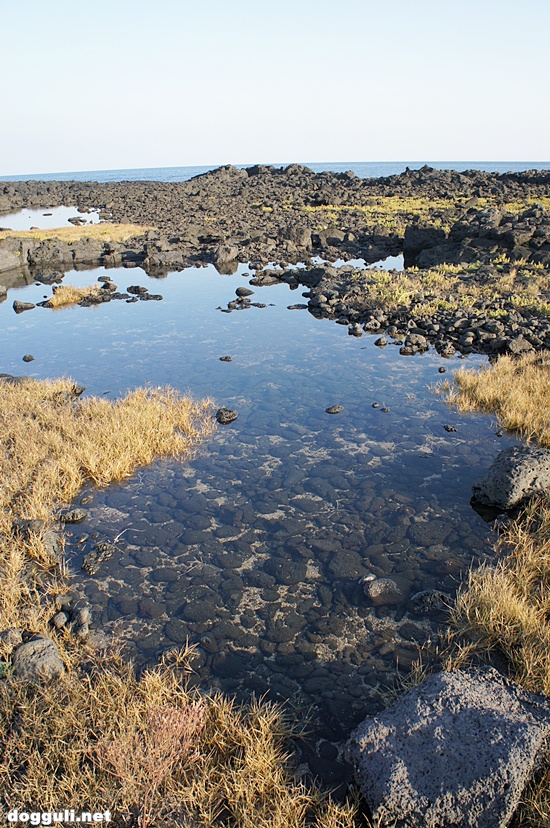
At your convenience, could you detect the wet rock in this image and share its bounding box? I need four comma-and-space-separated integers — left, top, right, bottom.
472, 445, 550, 509
436, 341, 457, 358
216, 407, 238, 425
366, 577, 403, 606
236, 286, 254, 298
263, 557, 307, 585
13, 300, 35, 313
22, 354, 34, 362
444, 425, 457, 433
13, 636, 65, 681
60, 508, 87, 524
219, 355, 232, 362
325, 405, 344, 414
374, 336, 387, 347
127, 285, 148, 295
348, 667, 550, 828
211, 650, 250, 678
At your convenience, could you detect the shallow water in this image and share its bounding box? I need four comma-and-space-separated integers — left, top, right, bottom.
0, 204, 99, 231
1, 262, 517, 740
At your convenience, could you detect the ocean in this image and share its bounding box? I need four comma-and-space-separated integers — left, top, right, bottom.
2, 161, 550, 183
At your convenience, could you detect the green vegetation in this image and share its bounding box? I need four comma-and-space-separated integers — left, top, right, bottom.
346, 261, 550, 319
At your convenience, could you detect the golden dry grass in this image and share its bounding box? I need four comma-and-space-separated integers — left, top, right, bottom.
0, 377, 214, 633
0, 378, 359, 827
45, 283, 102, 308
0, 648, 358, 827
444, 352, 550, 825
447, 352, 550, 446
0, 223, 154, 243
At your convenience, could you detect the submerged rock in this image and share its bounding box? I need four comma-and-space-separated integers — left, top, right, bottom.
365, 577, 403, 606
348, 667, 550, 828
60, 508, 87, 524
82, 541, 117, 575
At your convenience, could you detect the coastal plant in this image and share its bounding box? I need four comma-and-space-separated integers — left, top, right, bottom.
0, 649, 358, 827
444, 351, 550, 825
95, 699, 206, 828
0, 377, 214, 631
45, 283, 103, 308
446, 352, 550, 446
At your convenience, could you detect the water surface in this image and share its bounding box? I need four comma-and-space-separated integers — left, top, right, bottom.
1, 262, 516, 740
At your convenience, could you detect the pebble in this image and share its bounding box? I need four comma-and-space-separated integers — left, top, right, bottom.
22, 354, 35, 362
219, 356, 232, 362
325, 405, 344, 414
216, 407, 238, 424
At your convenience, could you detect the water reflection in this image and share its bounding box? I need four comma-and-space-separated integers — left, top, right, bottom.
0, 204, 99, 231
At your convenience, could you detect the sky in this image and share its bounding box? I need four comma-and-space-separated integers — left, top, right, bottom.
2, 0, 549, 175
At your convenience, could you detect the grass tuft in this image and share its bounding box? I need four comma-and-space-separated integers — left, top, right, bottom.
45, 283, 102, 308
0, 648, 358, 826
447, 352, 550, 446
0, 378, 214, 632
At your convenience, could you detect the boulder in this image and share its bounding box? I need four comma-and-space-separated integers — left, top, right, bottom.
13, 636, 65, 681
472, 445, 550, 509
403, 225, 447, 265
348, 667, 550, 828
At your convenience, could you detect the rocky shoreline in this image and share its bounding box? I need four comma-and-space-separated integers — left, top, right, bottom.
2, 165, 550, 359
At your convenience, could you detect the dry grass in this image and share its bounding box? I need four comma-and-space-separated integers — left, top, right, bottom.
444, 352, 550, 825
0, 647, 358, 827
0, 223, 154, 243
0, 378, 358, 827
0, 377, 214, 633
447, 352, 550, 446
45, 283, 102, 308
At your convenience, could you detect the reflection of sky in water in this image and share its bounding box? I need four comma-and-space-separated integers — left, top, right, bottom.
0, 262, 518, 732
0, 204, 100, 231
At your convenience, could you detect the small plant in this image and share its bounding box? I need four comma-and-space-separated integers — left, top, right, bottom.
96, 701, 206, 828
0, 660, 13, 679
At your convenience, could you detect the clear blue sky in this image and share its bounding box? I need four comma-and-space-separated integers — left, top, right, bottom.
2, 0, 549, 175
